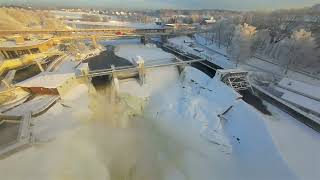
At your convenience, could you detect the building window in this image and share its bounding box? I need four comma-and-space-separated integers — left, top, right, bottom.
6, 51, 18, 59
30, 48, 40, 54
1, 50, 8, 59
17, 49, 30, 56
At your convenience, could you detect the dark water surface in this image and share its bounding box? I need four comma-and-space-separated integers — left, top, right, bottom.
85, 45, 133, 89
86, 45, 133, 71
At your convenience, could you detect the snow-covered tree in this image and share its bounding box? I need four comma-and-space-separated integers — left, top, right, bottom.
208, 19, 236, 48
283, 29, 320, 72
228, 23, 257, 66
252, 29, 271, 53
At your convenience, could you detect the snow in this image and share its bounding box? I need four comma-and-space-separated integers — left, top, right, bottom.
143, 66, 296, 180
195, 34, 320, 85
16, 72, 75, 88
278, 77, 320, 100
192, 34, 320, 117
115, 44, 174, 64
115, 48, 294, 178
280, 89, 320, 113
243, 57, 286, 76
1, 39, 318, 180
168, 36, 234, 69
100, 38, 140, 46
104, 38, 320, 179
55, 61, 78, 74
263, 102, 320, 180
268, 77, 320, 114
183, 66, 211, 87
194, 34, 228, 55
119, 66, 179, 98
4, 95, 58, 116
32, 83, 91, 142
0, 83, 96, 180
113, 38, 319, 179
168, 36, 192, 46
64, 20, 162, 29
62, 83, 89, 101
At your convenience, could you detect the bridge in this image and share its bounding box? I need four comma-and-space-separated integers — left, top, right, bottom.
79, 58, 206, 78
0, 27, 204, 48
0, 28, 201, 38
77, 57, 206, 97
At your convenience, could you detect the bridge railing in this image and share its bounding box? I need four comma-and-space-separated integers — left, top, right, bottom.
81, 58, 206, 77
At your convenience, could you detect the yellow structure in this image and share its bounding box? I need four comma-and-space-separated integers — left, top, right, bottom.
0, 52, 61, 76
0, 37, 56, 59
0, 87, 29, 106
13, 35, 25, 45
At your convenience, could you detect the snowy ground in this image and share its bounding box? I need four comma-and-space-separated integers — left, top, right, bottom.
263, 102, 320, 180
0, 83, 96, 180
194, 34, 320, 85
142, 66, 297, 180
168, 36, 234, 69
194, 34, 228, 55
115, 43, 174, 64
152, 39, 320, 179
0, 41, 319, 180
170, 35, 320, 120
114, 42, 179, 98
65, 20, 162, 29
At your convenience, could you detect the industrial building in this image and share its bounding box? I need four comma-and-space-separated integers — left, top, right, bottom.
16, 72, 77, 98
0, 36, 56, 59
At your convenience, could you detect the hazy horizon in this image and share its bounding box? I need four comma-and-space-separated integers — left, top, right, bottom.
1, 0, 319, 11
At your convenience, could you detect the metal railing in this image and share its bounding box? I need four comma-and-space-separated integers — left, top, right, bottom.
83, 58, 206, 77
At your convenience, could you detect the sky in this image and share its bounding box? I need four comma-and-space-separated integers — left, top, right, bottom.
1, 0, 319, 10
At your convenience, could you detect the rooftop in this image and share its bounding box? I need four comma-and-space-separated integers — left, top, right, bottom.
16, 72, 75, 89
0, 39, 50, 48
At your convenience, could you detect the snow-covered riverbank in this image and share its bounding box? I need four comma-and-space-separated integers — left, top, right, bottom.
0, 42, 318, 180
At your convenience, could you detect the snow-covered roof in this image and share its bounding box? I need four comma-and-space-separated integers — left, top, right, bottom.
55, 61, 77, 73
16, 72, 75, 89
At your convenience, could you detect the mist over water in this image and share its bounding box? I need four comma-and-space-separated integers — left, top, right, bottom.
87, 86, 164, 180
84, 83, 216, 180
